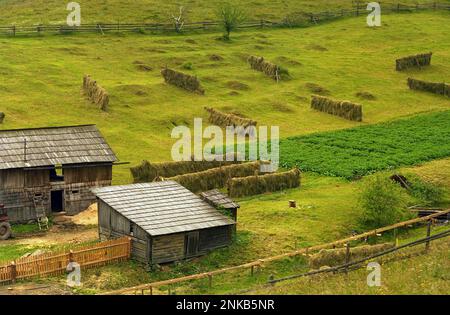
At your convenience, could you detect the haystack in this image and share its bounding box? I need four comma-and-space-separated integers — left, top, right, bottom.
309, 243, 394, 269
311, 95, 363, 122
131, 154, 242, 183
248, 55, 288, 81
407, 78, 449, 97
396, 52, 432, 71
227, 168, 301, 198
204, 107, 257, 131
161, 67, 205, 94
169, 161, 263, 193
83, 75, 109, 111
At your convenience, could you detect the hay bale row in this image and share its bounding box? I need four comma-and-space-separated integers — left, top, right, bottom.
169, 161, 263, 193
161, 67, 205, 94
311, 95, 363, 122
0, 112, 4, 124
227, 168, 301, 198
309, 243, 395, 269
205, 107, 257, 130
131, 154, 241, 183
407, 78, 449, 97
83, 75, 109, 111
396, 52, 432, 71
248, 55, 286, 81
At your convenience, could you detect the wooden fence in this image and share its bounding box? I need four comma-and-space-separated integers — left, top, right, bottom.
0, 2, 448, 36
0, 237, 131, 284
104, 208, 450, 295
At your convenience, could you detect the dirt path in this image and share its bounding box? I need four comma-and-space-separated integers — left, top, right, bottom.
0, 283, 72, 295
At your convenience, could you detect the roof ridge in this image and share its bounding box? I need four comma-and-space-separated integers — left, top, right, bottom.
0, 124, 96, 133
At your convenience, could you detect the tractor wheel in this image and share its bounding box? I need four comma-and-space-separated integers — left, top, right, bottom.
0, 222, 11, 240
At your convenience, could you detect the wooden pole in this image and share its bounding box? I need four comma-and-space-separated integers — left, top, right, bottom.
426, 220, 432, 251
11, 261, 17, 283
345, 243, 351, 274
208, 274, 213, 288
394, 228, 399, 247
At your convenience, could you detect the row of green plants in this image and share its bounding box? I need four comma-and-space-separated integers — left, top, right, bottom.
280, 110, 450, 179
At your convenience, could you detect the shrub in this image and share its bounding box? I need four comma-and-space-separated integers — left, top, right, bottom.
406, 174, 445, 206
216, 3, 246, 40
359, 175, 411, 229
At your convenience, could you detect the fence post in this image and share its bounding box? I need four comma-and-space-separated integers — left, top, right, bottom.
12, 25, 16, 36
69, 250, 74, 263
394, 228, 399, 247
208, 274, 213, 288
127, 237, 132, 259
345, 243, 351, 274
425, 220, 432, 251
10, 261, 17, 283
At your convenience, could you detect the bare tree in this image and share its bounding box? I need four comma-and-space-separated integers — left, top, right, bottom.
172, 6, 186, 33
216, 4, 246, 40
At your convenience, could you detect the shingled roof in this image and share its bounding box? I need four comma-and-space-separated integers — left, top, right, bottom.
93, 181, 235, 237
0, 125, 117, 170
200, 189, 240, 209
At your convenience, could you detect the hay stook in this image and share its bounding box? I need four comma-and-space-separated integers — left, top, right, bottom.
248, 55, 289, 81
311, 95, 363, 122
83, 75, 109, 111
161, 67, 205, 94
396, 52, 432, 71
407, 78, 449, 97
227, 168, 301, 198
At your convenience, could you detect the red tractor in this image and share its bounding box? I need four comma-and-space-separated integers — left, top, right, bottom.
0, 204, 12, 240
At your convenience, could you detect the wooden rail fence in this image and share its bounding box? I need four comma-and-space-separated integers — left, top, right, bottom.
104, 209, 450, 295
0, 237, 131, 284
0, 2, 448, 36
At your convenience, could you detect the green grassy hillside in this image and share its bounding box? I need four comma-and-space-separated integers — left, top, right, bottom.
0, 0, 445, 25
0, 11, 449, 183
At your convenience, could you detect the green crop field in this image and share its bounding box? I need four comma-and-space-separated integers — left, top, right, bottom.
0, 1, 449, 295
280, 111, 450, 178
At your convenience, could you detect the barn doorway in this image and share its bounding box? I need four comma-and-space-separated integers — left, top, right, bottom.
51, 190, 64, 213
185, 231, 199, 258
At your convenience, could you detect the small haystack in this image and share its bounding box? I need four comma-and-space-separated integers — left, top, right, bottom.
396, 52, 432, 71
169, 161, 263, 193
227, 168, 301, 198
248, 55, 288, 81
83, 75, 109, 111
161, 67, 204, 94
407, 78, 449, 97
311, 95, 363, 122
309, 243, 395, 269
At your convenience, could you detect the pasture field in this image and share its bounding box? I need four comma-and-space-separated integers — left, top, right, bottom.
0, 11, 449, 183
0, 0, 445, 25
0, 3, 449, 295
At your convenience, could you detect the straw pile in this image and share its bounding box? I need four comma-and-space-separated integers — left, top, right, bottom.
311, 95, 363, 122
0, 112, 4, 124
161, 67, 205, 94
83, 75, 109, 111
131, 155, 241, 183
309, 243, 395, 269
248, 56, 288, 81
205, 107, 257, 130
407, 78, 449, 97
169, 161, 263, 193
396, 52, 432, 71
227, 168, 301, 198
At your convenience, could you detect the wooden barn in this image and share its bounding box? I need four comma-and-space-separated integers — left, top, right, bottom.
0, 125, 117, 223
94, 181, 238, 265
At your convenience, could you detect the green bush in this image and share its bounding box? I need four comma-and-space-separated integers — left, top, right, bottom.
406, 174, 445, 206
359, 175, 411, 229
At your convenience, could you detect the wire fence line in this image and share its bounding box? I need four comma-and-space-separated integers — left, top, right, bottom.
1, 2, 448, 36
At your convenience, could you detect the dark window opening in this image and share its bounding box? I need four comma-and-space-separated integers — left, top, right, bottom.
51, 190, 64, 213
49, 167, 64, 182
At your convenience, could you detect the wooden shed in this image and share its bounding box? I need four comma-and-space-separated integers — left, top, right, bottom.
94, 181, 237, 265
0, 125, 117, 223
